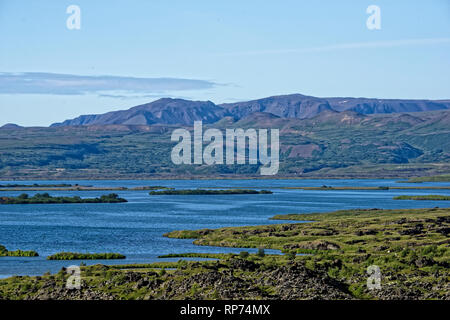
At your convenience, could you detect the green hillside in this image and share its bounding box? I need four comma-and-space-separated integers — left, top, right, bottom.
0, 110, 449, 179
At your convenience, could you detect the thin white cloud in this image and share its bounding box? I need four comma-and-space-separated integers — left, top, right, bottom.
97, 93, 193, 100
219, 37, 450, 56
0, 72, 217, 96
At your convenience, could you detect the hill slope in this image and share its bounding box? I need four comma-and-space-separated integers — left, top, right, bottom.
220, 94, 334, 120
51, 94, 450, 127
52, 99, 226, 127
2, 109, 450, 179
325, 97, 450, 114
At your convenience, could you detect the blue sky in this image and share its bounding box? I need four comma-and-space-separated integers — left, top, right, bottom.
0, 0, 449, 126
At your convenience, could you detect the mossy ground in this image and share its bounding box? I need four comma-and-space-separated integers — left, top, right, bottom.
0, 207, 448, 300
165, 207, 450, 299
394, 195, 450, 200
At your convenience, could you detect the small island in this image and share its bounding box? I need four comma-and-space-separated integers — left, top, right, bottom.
400, 174, 450, 183
132, 186, 174, 191
0, 185, 173, 192
47, 252, 126, 260
0, 193, 127, 204
394, 195, 450, 201
0, 244, 38, 257
149, 189, 273, 195
281, 185, 450, 191
0, 183, 74, 188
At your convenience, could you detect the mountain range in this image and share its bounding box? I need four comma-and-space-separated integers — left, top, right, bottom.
1, 93, 449, 179
51, 94, 450, 127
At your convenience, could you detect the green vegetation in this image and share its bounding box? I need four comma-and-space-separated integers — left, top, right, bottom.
284, 251, 296, 260
394, 195, 450, 200
47, 252, 126, 260
149, 189, 272, 195
0, 193, 127, 204
402, 174, 450, 183
158, 253, 224, 259
1, 207, 449, 300
257, 248, 265, 257
0, 185, 171, 192
163, 207, 450, 299
0, 244, 38, 257
239, 251, 250, 259
132, 186, 173, 191
282, 186, 450, 190
0, 110, 449, 179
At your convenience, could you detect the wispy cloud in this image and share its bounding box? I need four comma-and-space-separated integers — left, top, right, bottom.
219, 37, 450, 56
0, 72, 217, 97
97, 93, 193, 100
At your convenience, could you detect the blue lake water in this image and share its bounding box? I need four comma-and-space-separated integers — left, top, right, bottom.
0, 179, 449, 277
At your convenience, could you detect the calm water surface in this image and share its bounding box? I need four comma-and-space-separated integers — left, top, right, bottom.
0, 179, 449, 277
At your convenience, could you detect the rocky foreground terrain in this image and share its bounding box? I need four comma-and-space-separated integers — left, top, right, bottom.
0, 207, 448, 300
0, 260, 353, 300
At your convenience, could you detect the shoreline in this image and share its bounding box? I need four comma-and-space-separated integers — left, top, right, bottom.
0, 176, 440, 181
0, 173, 449, 182
281, 186, 450, 190
1, 207, 448, 300
1, 185, 450, 192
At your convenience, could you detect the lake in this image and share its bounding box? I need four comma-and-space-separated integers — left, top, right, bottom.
1, 179, 449, 277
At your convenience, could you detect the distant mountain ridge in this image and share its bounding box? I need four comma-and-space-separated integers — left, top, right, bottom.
220, 94, 334, 120
2, 108, 450, 179
52, 98, 226, 127
1, 123, 22, 129
51, 94, 450, 127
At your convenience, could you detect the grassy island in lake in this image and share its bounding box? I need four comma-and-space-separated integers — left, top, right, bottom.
0, 193, 127, 204
394, 195, 450, 200
157, 253, 224, 259
282, 186, 450, 191
0, 185, 172, 192
47, 252, 126, 260
0, 183, 73, 188
0, 244, 38, 257
149, 189, 272, 195
400, 174, 450, 183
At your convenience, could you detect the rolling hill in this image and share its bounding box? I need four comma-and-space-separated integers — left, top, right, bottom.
1, 103, 449, 179
51, 98, 226, 127
51, 94, 450, 127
